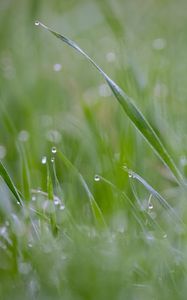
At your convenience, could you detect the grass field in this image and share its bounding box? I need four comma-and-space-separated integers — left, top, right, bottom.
0, 0, 187, 299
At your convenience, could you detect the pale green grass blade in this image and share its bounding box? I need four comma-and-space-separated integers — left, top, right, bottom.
58, 151, 106, 227
47, 164, 54, 201
123, 166, 183, 223
36, 21, 184, 186
0, 161, 23, 206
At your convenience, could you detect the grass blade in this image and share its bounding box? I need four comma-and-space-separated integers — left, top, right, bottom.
123, 166, 183, 223
57, 151, 106, 227
0, 160, 23, 206
36, 21, 184, 186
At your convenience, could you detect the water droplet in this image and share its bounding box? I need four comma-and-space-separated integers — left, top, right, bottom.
51, 157, 55, 163
53, 63, 62, 72
60, 204, 65, 210
51, 146, 57, 154
148, 203, 153, 210
18, 130, 29, 142
17, 201, 21, 205
163, 233, 167, 239
19, 262, 32, 274
106, 52, 116, 63
32, 195, 36, 201
94, 175, 100, 182
54, 197, 60, 206
128, 174, 132, 178
41, 156, 47, 164
35, 21, 40, 26
46, 130, 61, 143
28, 243, 33, 248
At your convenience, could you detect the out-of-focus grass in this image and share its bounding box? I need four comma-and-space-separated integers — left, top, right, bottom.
0, 0, 187, 299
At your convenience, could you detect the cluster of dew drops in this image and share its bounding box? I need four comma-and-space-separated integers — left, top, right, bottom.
41, 146, 57, 165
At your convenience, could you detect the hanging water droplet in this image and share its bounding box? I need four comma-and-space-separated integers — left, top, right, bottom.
17, 201, 21, 205
41, 156, 47, 164
54, 198, 60, 206
148, 203, 153, 210
51, 146, 57, 154
35, 21, 40, 26
51, 157, 55, 163
94, 175, 100, 182
32, 195, 36, 201
60, 204, 65, 210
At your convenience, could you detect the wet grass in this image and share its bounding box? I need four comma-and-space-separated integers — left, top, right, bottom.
0, 0, 187, 299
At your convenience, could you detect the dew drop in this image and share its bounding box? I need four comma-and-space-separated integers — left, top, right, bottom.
128, 174, 132, 178
94, 175, 100, 182
51, 146, 57, 154
60, 204, 65, 210
148, 203, 153, 210
18, 130, 29, 142
106, 51, 116, 63
41, 156, 47, 164
35, 21, 40, 26
54, 198, 60, 206
28, 243, 33, 248
53, 63, 62, 72
163, 233, 167, 239
32, 195, 36, 201
51, 157, 55, 163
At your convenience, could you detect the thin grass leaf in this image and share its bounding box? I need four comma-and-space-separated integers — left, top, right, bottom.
36, 21, 184, 186
57, 151, 106, 227
123, 166, 183, 223
47, 164, 54, 201
0, 160, 23, 206
123, 166, 171, 210
18, 145, 31, 201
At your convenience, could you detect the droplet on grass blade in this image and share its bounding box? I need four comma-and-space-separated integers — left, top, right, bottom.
53, 63, 62, 72
94, 175, 100, 182
41, 156, 47, 164
35, 21, 40, 26
18, 130, 29, 142
54, 197, 60, 206
60, 204, 65, 210
51, 146, 57, 154
51, 157, 55, 163
148, 203, 153, 210
32, 195, 36, 201
106, 52, 116, 63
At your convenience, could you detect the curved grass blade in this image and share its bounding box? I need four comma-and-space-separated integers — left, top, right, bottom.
57, 151, 106, 227
36, 21, 184, 186
0, 160, 23, 206
123, 166, 183, 223
123, 166, 171, 210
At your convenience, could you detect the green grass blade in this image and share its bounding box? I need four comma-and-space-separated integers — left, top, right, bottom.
0, 160, 23, 206
47, 164, 54, 201
57, 151, 106, 227
36, 21, 184, 186
123, 166, 171, 209
123, 166, 182, 223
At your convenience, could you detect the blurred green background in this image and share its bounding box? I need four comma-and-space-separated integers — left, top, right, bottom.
0, 0, 187, 299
